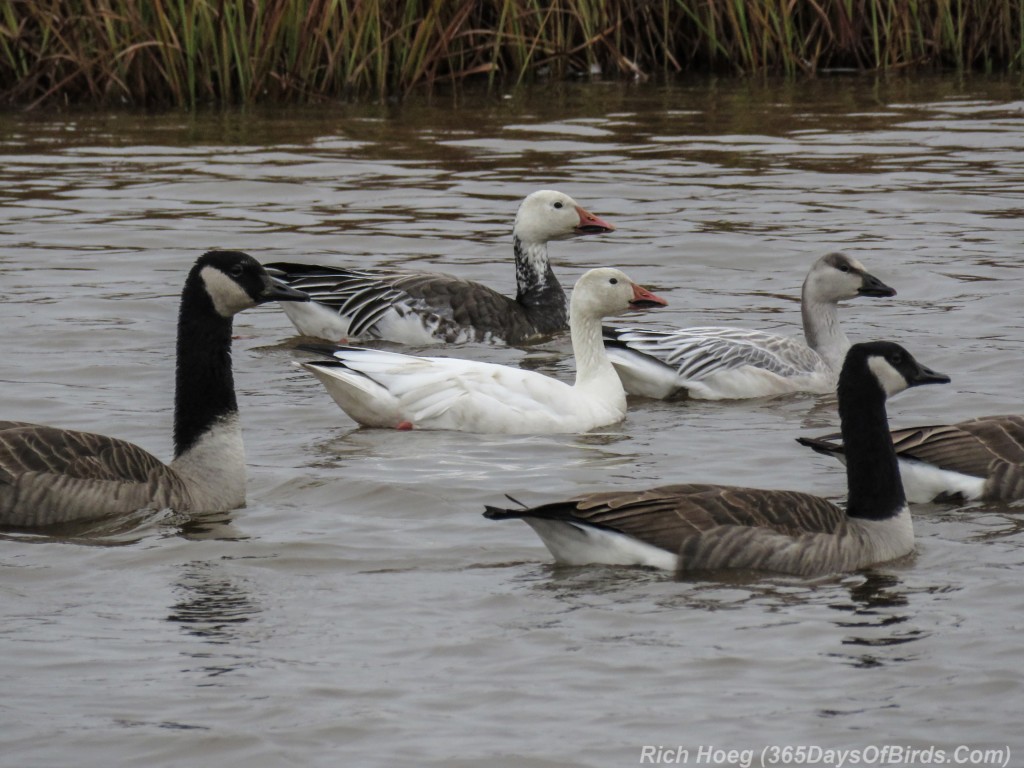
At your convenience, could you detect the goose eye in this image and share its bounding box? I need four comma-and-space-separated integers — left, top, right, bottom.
230, 264, 244, 277
609, 278, 618, 285
553, 201, 563, 209
889, 352, 903, 365
838, 265, 851, 273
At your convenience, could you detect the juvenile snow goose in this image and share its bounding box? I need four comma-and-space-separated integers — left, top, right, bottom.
485, 341, 950, 578
266, 190, 614, 345
0, 251, 308, 528
603, 252, 896, 399
798, 414, 1024, 504
297, 268, 666, 434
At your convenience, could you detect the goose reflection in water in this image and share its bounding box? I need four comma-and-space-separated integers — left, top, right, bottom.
167, 561, 261, 650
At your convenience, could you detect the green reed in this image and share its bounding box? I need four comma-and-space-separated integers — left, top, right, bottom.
2, 0, 1022, 108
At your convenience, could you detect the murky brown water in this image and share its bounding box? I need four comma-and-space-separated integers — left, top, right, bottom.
1, 76, 1022, 767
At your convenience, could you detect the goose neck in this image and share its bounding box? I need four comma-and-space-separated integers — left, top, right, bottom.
801, 292, 848, 371
173, 283, 239, 460
569, 302, 618, 388
513, 235, 567, 327
839, 371, 905, 520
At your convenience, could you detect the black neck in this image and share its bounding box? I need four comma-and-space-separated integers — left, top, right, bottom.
513, 235, 568, 332
839, 367, 905, 520
173, 275, 238, 458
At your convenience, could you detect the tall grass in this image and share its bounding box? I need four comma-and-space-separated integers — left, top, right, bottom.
2, 0, 1022, 108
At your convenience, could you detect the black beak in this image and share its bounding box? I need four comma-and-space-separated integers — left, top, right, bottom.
857, 272, 897, 298
260, 275, 309, 304
909, 362, 951, 388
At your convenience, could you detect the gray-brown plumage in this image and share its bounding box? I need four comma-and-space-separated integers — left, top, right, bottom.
517, 485, 861, 576
799, 414, 1024, 503
486, 341, 951, 578
0, 422, 188, 525
0, 251, 308, 529
267, 190, 615, 345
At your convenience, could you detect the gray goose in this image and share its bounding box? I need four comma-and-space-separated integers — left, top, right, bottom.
0, 250, 308, 528
266, 189, 614, 345
603, 252, 896, 399
799, 414, 1024, 503
485, 341, 949, 578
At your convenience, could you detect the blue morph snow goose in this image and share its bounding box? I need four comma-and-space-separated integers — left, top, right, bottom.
267, 190, 614, 345
603, 252, 896, 400
485, 341, 950, 578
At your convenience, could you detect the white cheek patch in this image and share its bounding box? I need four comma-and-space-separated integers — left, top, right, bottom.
867, 355, 908, 397
201, 266, 256, 317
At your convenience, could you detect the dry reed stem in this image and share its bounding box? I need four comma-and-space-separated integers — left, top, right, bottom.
1, 0, 1021, 108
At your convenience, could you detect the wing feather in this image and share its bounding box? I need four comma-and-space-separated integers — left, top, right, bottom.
888, 415, 1024, 477
268, 263, 559, 343
306, 346, 587, 432
607, 326, 824, 381
0, 423, 168, 484
0, 423, 185, 527
511, 484, 845, 557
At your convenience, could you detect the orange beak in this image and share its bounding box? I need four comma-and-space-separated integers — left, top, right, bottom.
573, 205, 616, 235
629, 283, 667, 309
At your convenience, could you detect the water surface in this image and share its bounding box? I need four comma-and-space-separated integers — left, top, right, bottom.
1, 76, 1022, 767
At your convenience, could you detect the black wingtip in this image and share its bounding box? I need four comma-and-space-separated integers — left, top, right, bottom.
483, 505, 522, 521
795, 435, 841, 456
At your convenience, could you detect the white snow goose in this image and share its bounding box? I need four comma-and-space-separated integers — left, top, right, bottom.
485, 341, 950, 578
603, 252, 896, 400
799, 414, 1024, 504
0, 251, 309, 529
266, 190, 614, 345
297, 268, 666, 434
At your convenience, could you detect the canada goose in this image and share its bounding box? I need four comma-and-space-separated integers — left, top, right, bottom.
484, 341, 950, 577
297, 268, 666, 434
798, 414, 1024, 503
603, 252, 896, 399
266, 190, 615, 345
0, 250, 309, 528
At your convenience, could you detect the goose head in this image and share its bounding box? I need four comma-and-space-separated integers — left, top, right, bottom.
513, 190, 615, 245
193, 250, 309, 317
570, 268, 667, 320
803, 252, 896, 303
844, 340, 950, 399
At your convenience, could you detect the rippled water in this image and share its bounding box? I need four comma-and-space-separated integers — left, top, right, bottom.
1, 76, 1022, 767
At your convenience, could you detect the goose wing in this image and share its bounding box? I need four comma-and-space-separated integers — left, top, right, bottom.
803, 415, 1024, 479
0, 423, 169, 483
268, 263, 549, 343
0, 423, 183, 527
605, 325, 824, 380
488, 484, 846, 554
888, 415, 1024, 478
303, 346, 589, 432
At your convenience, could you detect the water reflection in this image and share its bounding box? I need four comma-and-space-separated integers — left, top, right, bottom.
827, 572, 931, 668
176, 512, 249, 542
167, 560, 260, 647
0, 506, 171, 546
961, 506, 1024, 543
